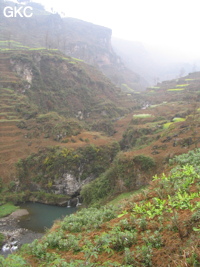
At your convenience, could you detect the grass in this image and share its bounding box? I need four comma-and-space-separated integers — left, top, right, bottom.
163, 122, 173, 129
133, 114, 153, 119
0, 112, 15, 116
0, 88, 15, 93
0, 40, 30, 50
108, 186, 148, 206
0, 119, 21, 122
36, 112, 64, 122
167, 88, 185, 91
0, 203, 19, 218
150, 103, 166, 108
172, 117, 186, 122
149, 86, 160, 89
72, 57, 84, 62
176, 84, 189, 87
108, 191, 137, 206
163, 118, 185, 129
122, 83, 134, 92
29, 47, 46, 51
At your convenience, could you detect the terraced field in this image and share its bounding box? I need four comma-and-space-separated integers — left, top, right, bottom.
0, 55, 26, 181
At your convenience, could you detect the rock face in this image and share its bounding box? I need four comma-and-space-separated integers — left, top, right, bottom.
62, 18, 113, 67
24, 172, 93, 199
11, 61, 33, 84
23, 173, 93, 201
61, 18, 146, 91
53, 173, 93, 196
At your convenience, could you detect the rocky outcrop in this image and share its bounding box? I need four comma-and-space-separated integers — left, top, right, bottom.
61, 18, 146, 91
23, 173, 93, 199
52, 173, 93, 196
10, 53, 42, 88
11, 61, 33, 84
62, 19, 116, 67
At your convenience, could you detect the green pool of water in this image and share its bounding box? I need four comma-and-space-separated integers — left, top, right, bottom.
19, 202, 77, 233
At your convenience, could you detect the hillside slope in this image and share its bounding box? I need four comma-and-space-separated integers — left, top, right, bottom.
4, 70, 200, 206
1, 149, 200, 266
0, 48, 133, 184
0, 53, 200, 267
79, 71, 200, 206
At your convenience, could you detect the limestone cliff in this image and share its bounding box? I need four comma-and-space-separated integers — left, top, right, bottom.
58, 18, 147, 91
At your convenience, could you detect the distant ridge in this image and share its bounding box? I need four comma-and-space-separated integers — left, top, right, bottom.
0, 1, 147, 91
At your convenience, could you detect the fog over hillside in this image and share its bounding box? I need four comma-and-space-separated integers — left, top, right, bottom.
112, 37, 200, 85
32, 0, 200, 88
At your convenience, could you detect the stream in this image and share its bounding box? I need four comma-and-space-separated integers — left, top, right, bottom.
0, 202, 77, 256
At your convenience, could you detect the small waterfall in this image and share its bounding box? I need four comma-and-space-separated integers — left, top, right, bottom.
67, 200, 71, 208
76, 197, 81, 207
1, 240, 19, 254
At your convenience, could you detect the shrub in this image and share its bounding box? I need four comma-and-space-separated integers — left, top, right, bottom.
81, 152, 155, 206
110, 229, 137, 251
91, 120, 116, 136
61, 206, 117, 232
120, 126, 156, 149
0, 255, 28, 266
133, 155, 155, 171
142, 230, 163, 248
123, 248, 137, 265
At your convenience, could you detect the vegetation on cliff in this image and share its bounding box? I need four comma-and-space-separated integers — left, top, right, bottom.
81, 154, 155, 206
15, 142, 120, 194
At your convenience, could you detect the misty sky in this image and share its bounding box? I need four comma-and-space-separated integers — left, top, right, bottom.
34, 0, 200, 60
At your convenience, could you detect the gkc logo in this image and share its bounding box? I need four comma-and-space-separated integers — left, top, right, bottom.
3, 5, 33, 18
